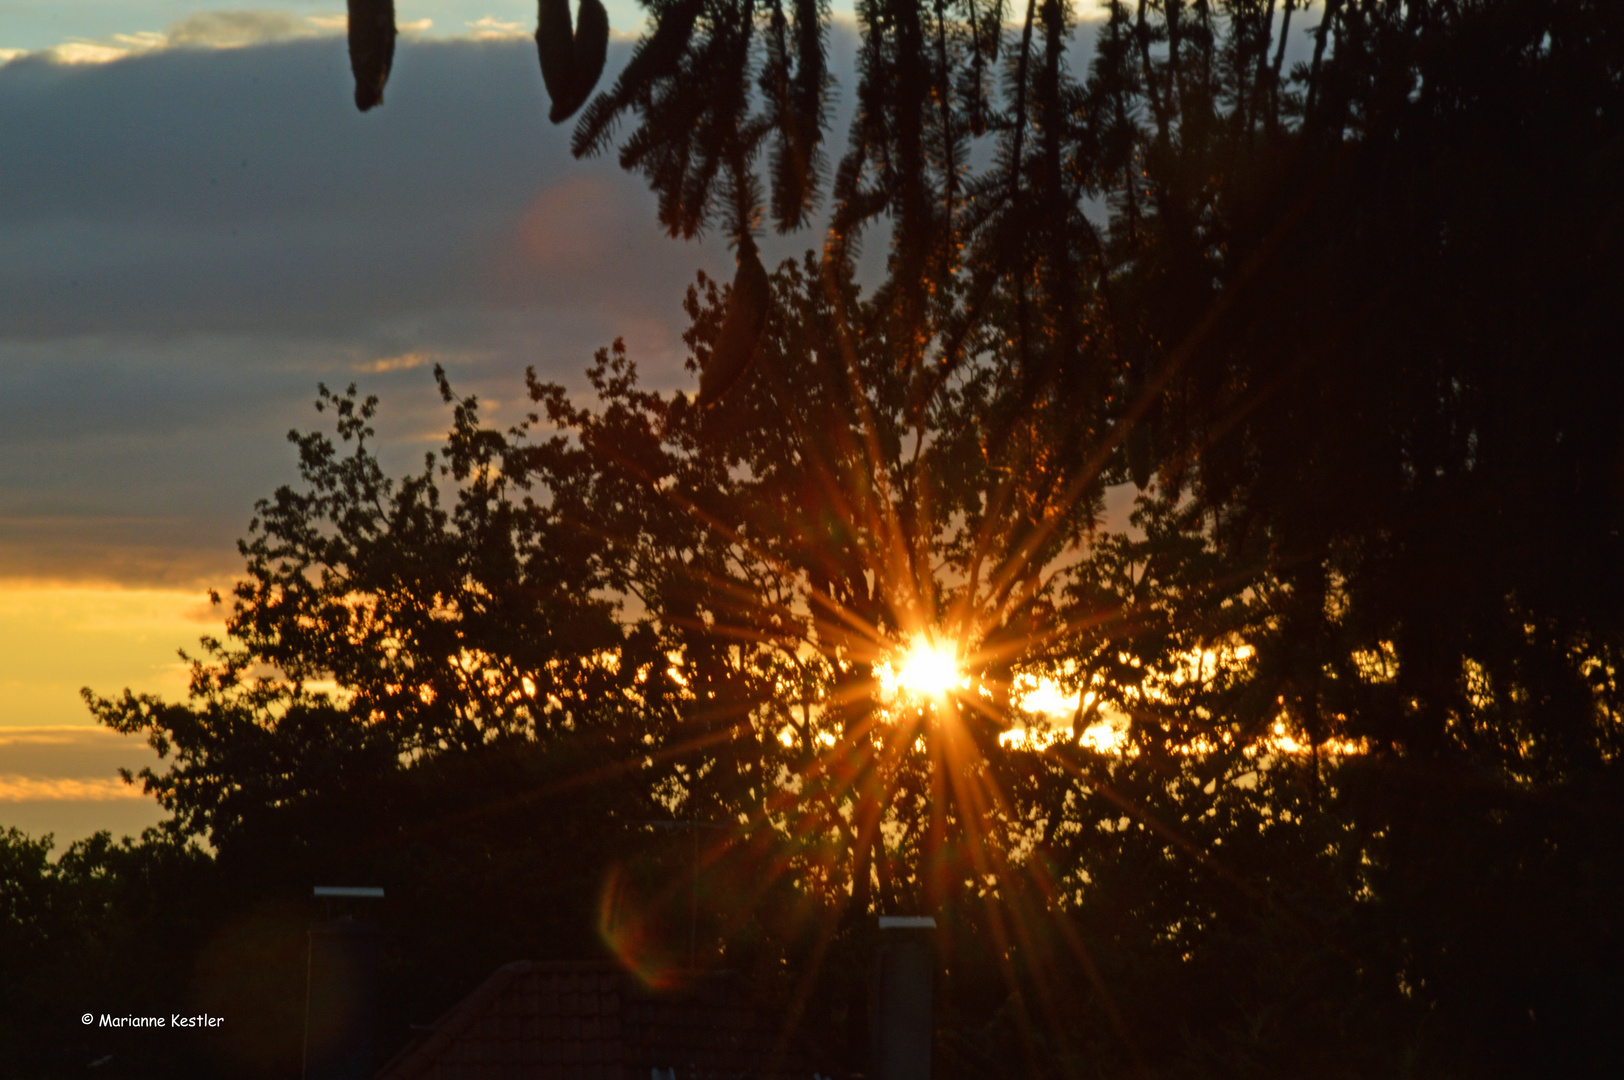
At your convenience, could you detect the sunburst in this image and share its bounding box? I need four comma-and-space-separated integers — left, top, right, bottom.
888, 635, 964, 703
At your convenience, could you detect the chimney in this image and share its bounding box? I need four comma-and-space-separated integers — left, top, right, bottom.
872, 916, 935, 1080
303, 887, 383, 1080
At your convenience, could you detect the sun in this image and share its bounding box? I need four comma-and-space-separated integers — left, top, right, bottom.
895, 636, 963, 702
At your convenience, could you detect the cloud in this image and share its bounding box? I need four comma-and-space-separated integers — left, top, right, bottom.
0, 726, 167, 840
3, 11, 340, 68
46, 41, 150, 65
164, 10, 317, 48
355, 351, 440, 374
465, 16, 529, 39
0, 36, 725, 331
0, 727, 161, 796
0, 24, 912, 586
0, 776, 147, 801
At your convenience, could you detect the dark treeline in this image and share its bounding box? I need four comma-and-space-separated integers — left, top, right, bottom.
5, 0, 1624, 1076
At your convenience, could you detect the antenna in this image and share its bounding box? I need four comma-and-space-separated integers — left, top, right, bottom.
636, 820, 729, 967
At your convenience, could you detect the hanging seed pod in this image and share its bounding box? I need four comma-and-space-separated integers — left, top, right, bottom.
1128, 419, 1152, 490
564, 0, 609, 120
537, 0, 610, 123
697, 243, 771, 409
348, 0, 397, 111
536, 0, 577, 111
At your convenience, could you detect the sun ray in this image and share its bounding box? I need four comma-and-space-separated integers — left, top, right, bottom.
486, 264, 1274, 1075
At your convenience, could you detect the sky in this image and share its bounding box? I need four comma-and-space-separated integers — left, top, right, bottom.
0, 0, 1301, 846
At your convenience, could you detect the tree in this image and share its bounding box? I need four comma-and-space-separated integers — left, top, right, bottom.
80, 0, 1624, 1075
0, 826, 216, 1076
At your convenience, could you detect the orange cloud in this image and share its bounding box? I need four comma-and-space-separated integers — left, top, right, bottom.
0, 775, 145, 802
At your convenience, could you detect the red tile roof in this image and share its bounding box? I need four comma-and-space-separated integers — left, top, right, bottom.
375, 961, 840, 1080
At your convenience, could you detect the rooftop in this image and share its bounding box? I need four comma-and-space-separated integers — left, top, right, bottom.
375, 960, 840, 1080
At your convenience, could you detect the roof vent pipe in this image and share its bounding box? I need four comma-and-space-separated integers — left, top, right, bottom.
872, 916, 935, 1080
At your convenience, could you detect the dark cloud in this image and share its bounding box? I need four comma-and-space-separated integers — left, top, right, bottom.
0, 35, 723, 337
0, 33, 747, 583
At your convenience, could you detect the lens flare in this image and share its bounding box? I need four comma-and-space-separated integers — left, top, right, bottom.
597, 864, 682, 988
